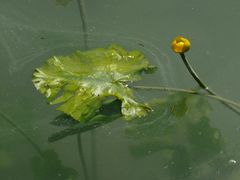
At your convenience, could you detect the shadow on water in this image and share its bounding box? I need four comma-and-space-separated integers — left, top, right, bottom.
0, 112, 78, 180
49, 99, 122, 180
1, 90, 240, 179
47, 92, 240, 180
125, 92, 238, 180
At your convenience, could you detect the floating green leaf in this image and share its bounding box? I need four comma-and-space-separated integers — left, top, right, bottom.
32, 45, 155, 122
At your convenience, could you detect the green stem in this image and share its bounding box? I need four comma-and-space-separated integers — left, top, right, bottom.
91, 131, 97, 180
180, 53, 215, 94
76, 0, 88, 49
133, 85, 240, 109
77, 134, 89, 180
179, 53, 240, 115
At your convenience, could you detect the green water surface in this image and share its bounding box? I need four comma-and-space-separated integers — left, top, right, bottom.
1, 0, 240, 180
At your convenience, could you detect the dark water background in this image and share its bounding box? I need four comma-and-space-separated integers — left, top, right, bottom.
1, 0, 240, 179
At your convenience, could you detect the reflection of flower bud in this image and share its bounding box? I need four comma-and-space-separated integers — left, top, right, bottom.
172, 36, 191, 53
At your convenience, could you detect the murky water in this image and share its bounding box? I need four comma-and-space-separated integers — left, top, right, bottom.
1, 0, 240, 179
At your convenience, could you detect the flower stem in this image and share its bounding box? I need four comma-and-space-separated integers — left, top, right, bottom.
179, 53, 240, 115
77, 133, 89, 180
180, 53, 215, 94
77, 0, 88, 50
132, 85, 240, 110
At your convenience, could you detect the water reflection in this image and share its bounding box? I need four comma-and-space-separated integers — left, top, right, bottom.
49, 99, 122, 180
125, 93, 228, 179
47, 92, 240, 179
49, 99, 122, 142
2, 91, 238, 179
0, 112, 79, 179
31, 149, 78, 180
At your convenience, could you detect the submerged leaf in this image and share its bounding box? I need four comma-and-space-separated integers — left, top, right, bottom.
32, 45, 155, 121
126, 93, 223, 179
49, 99, 122, 142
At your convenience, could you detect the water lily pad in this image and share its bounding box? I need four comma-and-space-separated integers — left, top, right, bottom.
32, 44, 155, 122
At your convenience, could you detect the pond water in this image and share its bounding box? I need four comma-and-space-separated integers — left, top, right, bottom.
1, 0, 240, 179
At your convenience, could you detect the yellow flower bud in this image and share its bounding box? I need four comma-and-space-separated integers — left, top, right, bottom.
171, 36, 191, 53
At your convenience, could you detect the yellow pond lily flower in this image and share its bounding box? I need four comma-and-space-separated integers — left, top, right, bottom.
172, 36, 191, 53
